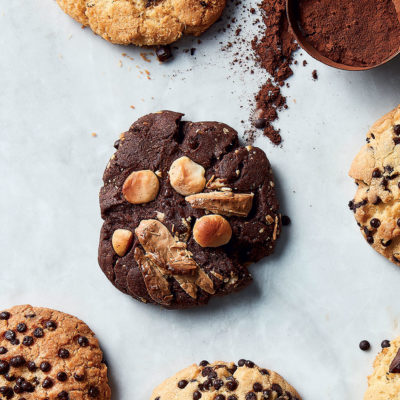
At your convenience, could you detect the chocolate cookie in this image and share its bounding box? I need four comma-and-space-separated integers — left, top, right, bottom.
364, 336, 400, 400
55, 0, 225, 46
151, 360, 301, 400
99, 111, 281, 309
0, 305, 111, 400
349, 105, 400, 265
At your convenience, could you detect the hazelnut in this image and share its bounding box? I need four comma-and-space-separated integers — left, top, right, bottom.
193, 215, 232, 247
122, 170, 159, 204
168, 156, 206, 196
112, 229, 134, 257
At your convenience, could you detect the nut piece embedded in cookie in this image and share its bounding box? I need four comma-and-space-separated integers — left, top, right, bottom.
193, 215, 232, 247
186, 191, 254, 217
168, 156, 206, 195
135, 219, 198, 274
112, 229, 133, 256
122, 170, 159, 204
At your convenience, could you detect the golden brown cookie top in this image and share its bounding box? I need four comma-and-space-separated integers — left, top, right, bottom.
349, 105, 400, 265
151, 360, 301, 400
364, 336, 400, 400
56, 0, 226, 46
0, 305, 110, 400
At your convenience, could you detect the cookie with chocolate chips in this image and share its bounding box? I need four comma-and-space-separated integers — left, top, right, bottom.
151, 360, 301, 400
99, 111, 281, 309
0, 305, 110, 400
349, 105, 400, 265
364, 335, 400, 399
55, 0, 225, 46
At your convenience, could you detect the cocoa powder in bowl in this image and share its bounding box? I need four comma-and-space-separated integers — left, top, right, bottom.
296, 0, 400, 67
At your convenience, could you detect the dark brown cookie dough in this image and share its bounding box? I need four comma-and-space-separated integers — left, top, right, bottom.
99, 111, 281, 309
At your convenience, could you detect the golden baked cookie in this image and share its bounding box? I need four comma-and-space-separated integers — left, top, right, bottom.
349, 105, 400, 265
0, 304, 111, 400
364, 336, 400, 399
151, 360, 301, 400
55, 0, 226, 46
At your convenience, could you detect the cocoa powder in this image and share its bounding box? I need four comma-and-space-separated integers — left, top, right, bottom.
298, 0, 400, 67
251, 0, 299, 145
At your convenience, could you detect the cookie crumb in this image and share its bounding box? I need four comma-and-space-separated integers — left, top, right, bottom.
312, 70, 318, 80
91, 132, 97, 137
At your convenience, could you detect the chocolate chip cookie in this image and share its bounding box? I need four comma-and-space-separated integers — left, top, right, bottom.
99, 111, 281, 309
151, 360, 301, 400
364, 336, 400, 399
0, 305, 111, 400
56, 0, 225, 46
349, 105, 400, 265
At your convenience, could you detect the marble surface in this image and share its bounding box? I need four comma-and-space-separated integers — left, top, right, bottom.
1, 1, 400, 399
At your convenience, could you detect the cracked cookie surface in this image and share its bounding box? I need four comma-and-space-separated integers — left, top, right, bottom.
364, 336, 400, 400
0, 305, 110, 400
98, 111, 281, 309
349, 105, 400, 266
151, 360, 301, 400
55, 0, 226, 46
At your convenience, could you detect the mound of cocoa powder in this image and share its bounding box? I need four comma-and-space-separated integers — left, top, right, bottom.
298, 0, 400, 67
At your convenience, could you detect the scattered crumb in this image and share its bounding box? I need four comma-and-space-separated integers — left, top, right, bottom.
312, 69, 318, 80
91, 132, 97, 137
130, 105, 136, 109
303, 60, 308, 66
140, 53, 152, 62
119, 60, 123, 68
81, 25, 86, 29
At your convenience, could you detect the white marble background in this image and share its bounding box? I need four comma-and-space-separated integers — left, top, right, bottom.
1, 1, 400, 399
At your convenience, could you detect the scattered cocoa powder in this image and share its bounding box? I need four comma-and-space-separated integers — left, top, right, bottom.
251, 0, 299, 144
298, 0, 400, 67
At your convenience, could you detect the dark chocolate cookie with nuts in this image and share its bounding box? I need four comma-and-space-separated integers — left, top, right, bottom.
349, 105, 400, 265
151, 360, 301, 400
99, 111, 281, 309
0, 304, 110, 400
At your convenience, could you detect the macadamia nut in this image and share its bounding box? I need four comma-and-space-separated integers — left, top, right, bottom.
122, 170, 159, 204
193, 215, 232, 247
112, 229, 134, 256
168, 156, 206, 196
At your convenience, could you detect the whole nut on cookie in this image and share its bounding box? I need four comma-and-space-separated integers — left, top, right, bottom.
168, 156, 206, 195
112, 229, 133, 257
193, 215, 232, 247
122, 170, 159, 204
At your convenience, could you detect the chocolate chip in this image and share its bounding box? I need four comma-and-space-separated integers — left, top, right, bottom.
227, 396, 238, 400
238, 359, 245, 366
25, 313, 36, 319
40, 362, 51, 372
21, 381, 34, 392
57, 372, 68, 382
78, 336, 89, 347
4, 373, 14, 382
10, 356, 25, 368
281, 215, 291, 226
226, 380, 238, 391
203, 379, 212, 390
381, 239, 392, 247
22, 336, 34, 346
27, 362, 36, 372
359, 340, 370, 351
262, 390, 272, 399
228, 365, 237, 375
33, 328, 44, 338
58, 348, 70, 359
245, 360, 254, 368
0, 312, 10, 320
271, 384, 282, 396
385, 165, 394, 174
113, 139, 121, 149
372, 169, 382, 178
193, 390, 202, 400
0, 361, 10, 375
245, 392, 256, 400
42, 378, 54, 389
13, 384, 23, 394
199, 360, 209, 367
0, 347, 7, 355
254, 118, 266, 129
155, 45, 173, 62
390, 348, 400, 372
213, 379, 223, 390
73, 373, 84, 381
4, 330, 15, 341
393, 137, 400, 145
394, 125, 400, 135
0, 386, 13, 399
57, 391, 69, 399
370, 218, 380, 228
381, 340, 391, 348
253, 383, 263, 392
178, 380, 188, 389
366, 235, 374, 244
16, 323, 27, 333
45, 321, 57, 330
88, 386, 99, 397
259, 369, 269, 375
215, 395, 225, 400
